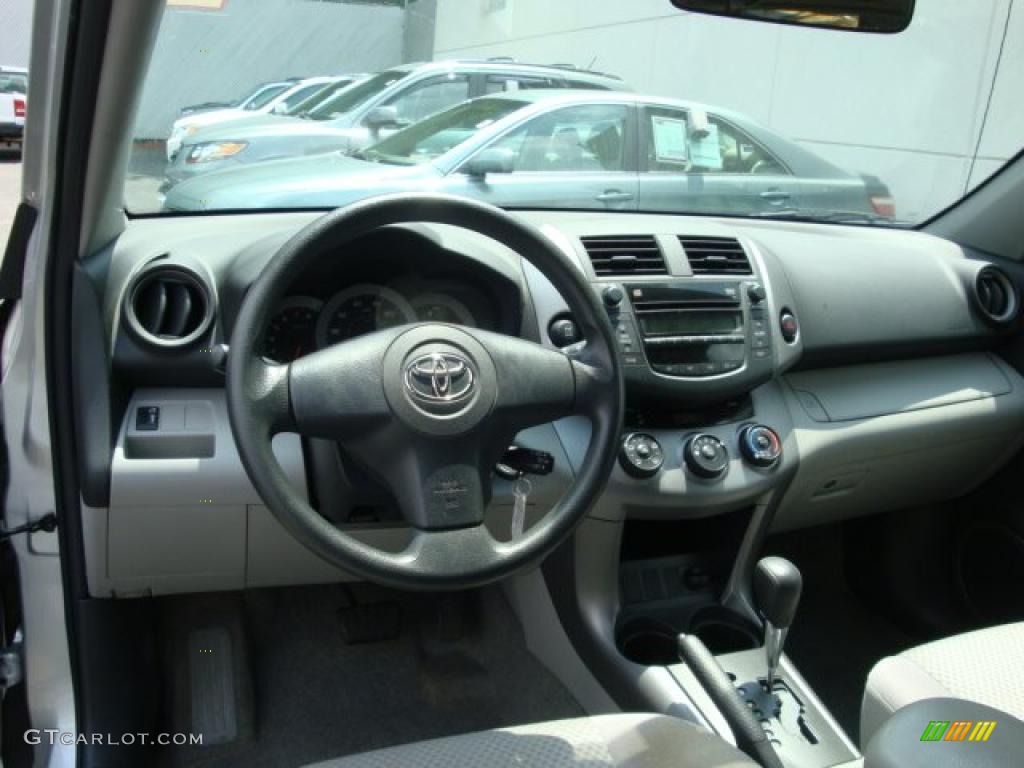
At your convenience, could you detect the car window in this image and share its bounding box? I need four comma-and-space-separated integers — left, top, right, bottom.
0, 73, 28, 95
642, 107, 785, 175
381, 74, 471, 125
485, 104, 629, 172
710, 117, 787, 175
484, 75, 556, 94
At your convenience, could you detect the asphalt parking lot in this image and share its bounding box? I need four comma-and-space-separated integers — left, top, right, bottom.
0, 153, 21, 250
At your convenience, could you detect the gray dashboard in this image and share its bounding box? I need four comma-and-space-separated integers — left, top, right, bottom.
78, 210, 1024, 596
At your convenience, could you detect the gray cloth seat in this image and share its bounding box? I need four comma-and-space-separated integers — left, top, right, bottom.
861, 622, 1024, 746
304, 713, 756, 768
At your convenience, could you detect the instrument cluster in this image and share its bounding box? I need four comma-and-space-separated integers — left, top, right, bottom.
262, 282, 481, 363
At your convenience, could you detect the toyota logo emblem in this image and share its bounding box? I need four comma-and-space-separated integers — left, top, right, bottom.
404, 352, 475, 404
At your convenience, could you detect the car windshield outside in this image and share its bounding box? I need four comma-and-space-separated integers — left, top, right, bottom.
241, 83, 291, 111
305, 70, 406, 121
358, 97, 525, 165
0, 71, 27, 95
126, 0, 1024, 227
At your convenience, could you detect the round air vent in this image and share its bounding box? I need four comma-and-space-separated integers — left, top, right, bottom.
974, 267, 1018, 325
123, 265, 214, 348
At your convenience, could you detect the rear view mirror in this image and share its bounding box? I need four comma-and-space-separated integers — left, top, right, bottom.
365, 106, 402, 131
464, 148, 515, 177
668, 0, 915, 33
271, 103, 288, 115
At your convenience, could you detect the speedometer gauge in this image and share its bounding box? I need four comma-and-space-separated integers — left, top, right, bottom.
262, 297, 323, 363
410, 293, 475, 326
317, 284, 415, 346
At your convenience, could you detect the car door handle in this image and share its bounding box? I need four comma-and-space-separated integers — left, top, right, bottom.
760, 189, 791, 203
596, 190, 634, 202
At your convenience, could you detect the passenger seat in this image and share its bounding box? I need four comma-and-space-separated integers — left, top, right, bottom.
861, 622, 1024, 745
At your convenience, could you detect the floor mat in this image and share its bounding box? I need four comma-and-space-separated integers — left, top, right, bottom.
155, 584, 583, 768
766, 526, 919, 746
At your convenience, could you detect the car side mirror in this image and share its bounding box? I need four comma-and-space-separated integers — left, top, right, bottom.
271, 102, 288, 115
365, 105, 402, 131
464, 148, 515, 177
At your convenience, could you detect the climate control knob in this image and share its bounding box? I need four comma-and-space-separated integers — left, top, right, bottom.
683, 434, 729, 480
619, 433, 664, 478
738, 425, 782, 468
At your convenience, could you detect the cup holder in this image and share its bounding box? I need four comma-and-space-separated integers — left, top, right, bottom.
689, 605, 760, 654
617, 617, 680, 666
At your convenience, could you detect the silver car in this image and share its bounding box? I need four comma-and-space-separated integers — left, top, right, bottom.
164, 60, 630, 186
164, 90, 893, 220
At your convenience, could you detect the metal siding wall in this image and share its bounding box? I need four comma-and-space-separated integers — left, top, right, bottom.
0, 0, 34, 68
134, 0, 407, 138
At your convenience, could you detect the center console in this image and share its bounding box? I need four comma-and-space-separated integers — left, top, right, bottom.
527, 228, 860, 768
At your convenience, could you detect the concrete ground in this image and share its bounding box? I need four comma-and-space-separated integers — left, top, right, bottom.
0, 152, 22, 250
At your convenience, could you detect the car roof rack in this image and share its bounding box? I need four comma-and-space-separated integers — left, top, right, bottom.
451, 58, 622, 81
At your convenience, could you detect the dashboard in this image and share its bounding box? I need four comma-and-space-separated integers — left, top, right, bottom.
77, 209, 1024, 596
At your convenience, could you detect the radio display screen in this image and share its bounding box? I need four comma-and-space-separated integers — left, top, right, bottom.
639, 311, 742, 337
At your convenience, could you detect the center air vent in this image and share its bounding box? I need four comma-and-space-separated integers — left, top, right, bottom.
679, 236, 751, 275
581, 235, 667, 277
123, 265, 214, 348
975, 267, 1018, 325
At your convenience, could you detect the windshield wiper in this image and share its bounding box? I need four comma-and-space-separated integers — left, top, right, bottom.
754, 209, 900, 226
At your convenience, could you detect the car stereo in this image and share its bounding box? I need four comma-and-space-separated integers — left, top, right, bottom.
599, 279, 775, 402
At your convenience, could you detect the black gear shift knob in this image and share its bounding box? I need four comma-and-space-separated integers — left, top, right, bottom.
754, 556, 802, 629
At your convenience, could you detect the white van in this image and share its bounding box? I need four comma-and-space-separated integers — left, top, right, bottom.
0, 65, 28, 153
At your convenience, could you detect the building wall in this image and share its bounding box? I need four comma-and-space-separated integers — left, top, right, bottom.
0, 0, 34, 68
134, 0, 406, 138
433, 0, 1022, 222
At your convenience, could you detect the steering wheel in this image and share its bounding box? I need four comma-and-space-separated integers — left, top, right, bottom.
227, 194, 623, 590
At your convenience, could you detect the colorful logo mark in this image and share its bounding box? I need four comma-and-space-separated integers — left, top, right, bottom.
920, 720, 997, 742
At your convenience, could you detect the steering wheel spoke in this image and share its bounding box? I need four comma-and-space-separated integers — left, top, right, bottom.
288, 328, 401, 440
471, 329, 579, 432
243, 357, 297, 436
358, 431, 494, 531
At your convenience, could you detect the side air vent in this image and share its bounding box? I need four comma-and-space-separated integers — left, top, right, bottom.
581, 235, 668, 277
679, 236, 752, 275
123, 265, 214, 348
974, 267, 1018, 325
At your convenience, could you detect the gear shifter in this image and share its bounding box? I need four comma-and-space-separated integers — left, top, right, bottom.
753, 556, 802, 688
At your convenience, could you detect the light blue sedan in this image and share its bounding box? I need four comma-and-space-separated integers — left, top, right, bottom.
164, 90, 895, 221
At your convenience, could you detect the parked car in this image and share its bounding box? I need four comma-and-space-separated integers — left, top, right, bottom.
165, 60, 630, 186
166, 76, 355, 161
176, 78, 301, 119
165, 90, 895, 221
0, 65, 28, 154
165, 74, 371, 158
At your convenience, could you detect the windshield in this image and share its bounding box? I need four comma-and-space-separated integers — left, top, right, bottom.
127, 2, 1024, 225
241, 83, 290, 111
360, 97, 525, 165
305, 70, 406, 121
0, 72, 27, 95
